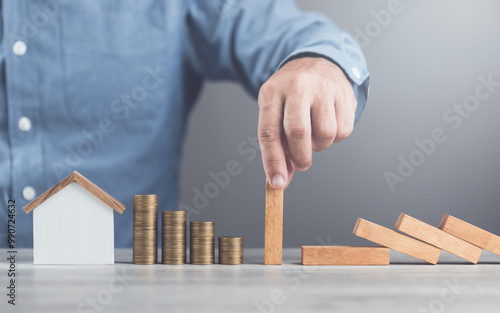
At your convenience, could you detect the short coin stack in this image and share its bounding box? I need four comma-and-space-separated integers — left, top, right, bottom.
190, 221, 215, 265
162, 211, 186, 264
133, 195, 158, 265
218, 237, 243, 265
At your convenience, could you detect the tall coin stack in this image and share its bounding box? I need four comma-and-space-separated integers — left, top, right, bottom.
133, 195, 158, 265
162, 211, 186, 264
190, 221, 215, 265
218, 237, 243, 265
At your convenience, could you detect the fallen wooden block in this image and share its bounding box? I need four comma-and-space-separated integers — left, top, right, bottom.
301, 246, 389, 265
395, 213, 482, 264
264, 181, 283, 265
439, 214, 500, 256
353, 218, 441, 264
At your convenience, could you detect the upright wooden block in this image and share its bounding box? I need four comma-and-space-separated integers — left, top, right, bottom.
264, 181, 283, 265
353, 218, 441, 264
301, 246, 389, 265
395, 213, 482, 264
439, 214, 500, 256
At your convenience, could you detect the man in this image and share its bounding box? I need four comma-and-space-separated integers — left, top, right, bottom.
0, 0, 369, 247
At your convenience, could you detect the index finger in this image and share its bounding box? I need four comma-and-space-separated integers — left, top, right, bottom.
258, 88, 288, 189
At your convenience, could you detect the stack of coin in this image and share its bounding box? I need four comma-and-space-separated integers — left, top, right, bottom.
218, 237, 243, 265
161, 211, 186, 264
133, 195, 158, 265
190, 221, 215, 265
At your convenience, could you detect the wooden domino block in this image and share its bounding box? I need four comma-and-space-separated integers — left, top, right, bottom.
395, 213, 482, 264
264, 181, 283, 265
301, 246, 389, 265
353, 218, 441, 264
439, 214, 500, 256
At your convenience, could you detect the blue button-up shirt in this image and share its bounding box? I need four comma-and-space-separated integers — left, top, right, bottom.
0, 0, 369, 247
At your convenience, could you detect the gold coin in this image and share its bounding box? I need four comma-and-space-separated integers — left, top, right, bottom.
218, 237, 243, 265
133, 195, 159, 265
161, 211, 186, 265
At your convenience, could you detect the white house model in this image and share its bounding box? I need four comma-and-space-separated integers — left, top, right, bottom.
23, 171, 126, 265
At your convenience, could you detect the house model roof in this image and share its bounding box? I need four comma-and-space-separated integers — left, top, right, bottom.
23, 171, 126, 214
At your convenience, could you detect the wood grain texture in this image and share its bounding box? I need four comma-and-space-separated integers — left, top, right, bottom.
353, 218, 441, 264
439, 214, 500, 256
395, 213, 482, 263
264, 181, 283, 265
24, 171, 125, 214
301, 246, 389, 265
33, 182, 114, 264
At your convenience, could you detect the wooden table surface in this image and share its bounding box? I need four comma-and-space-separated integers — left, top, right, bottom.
1, 248, 499, 312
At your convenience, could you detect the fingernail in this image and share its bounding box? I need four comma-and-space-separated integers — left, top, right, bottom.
271, 175, 285, 189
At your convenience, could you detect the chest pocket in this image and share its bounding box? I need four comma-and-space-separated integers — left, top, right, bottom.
58, 1, 169, 125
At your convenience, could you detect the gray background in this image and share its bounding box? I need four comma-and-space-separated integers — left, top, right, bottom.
179, 0, 500, 247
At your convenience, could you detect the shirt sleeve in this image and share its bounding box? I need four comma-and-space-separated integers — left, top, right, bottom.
185, 0, 370, 123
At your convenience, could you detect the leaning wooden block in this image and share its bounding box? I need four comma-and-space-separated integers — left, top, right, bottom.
395, 213, 482, 264
301, 246, 389, 265
264, 181, 283, 265
439, 214, 500, 256
353, 218, 441, 264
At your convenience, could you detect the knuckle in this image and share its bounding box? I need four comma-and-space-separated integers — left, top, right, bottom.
319, 78, 333, 91
264, 157, 282, 168
314, 126, 336, 141
258, 127, 280, 143
294, 156, 312, 169
336, 90, 347, 104
258, 81, 276, 103
312, 143, 329, 152
289, 73, 310, 90
336, 125, 353, 141
285, 124, 308, 140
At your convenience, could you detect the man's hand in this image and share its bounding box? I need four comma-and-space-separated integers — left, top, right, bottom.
258, 57, 357, 189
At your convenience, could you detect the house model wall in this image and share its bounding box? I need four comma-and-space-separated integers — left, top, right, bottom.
24, 171, 125, 265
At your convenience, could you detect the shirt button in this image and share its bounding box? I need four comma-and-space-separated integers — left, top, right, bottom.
352, 66, 361, 80
13, 41, 27, 56
23, 186, 36, 201
18, 117, 32, 132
